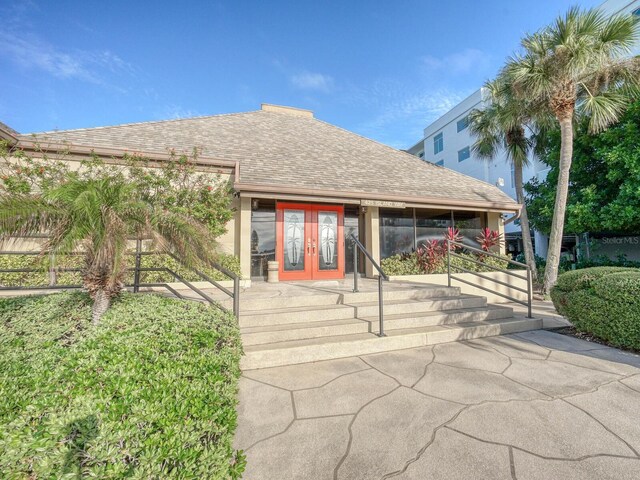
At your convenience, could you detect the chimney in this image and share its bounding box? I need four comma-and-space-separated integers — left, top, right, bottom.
261, 104, 314, 118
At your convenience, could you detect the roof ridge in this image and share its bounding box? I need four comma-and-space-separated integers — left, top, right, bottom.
25, 110, 261, 136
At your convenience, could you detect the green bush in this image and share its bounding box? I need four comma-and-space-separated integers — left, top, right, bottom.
382, 250, 510, 276
551, 267, 640, 350
0, 253, 241, 288
0, 292, 245, 478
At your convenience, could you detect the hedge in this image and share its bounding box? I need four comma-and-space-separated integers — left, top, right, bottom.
0, 292, 245, 478
551, 266, 640, 350
0, 253, 241, 288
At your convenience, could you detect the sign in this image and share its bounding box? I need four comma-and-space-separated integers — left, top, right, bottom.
360, 199, 406, 208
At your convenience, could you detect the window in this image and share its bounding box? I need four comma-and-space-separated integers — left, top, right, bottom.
418, 151, 424, 159
433, 132, 444, 154
435, 159, 444, 166
379, 209, 415, 259
633, 7, 640, 17
416, 209, 452, 248
456, 116, 469, 132
453, 211, 486, 248
458, 146, 470, 162
250, 200, 276, 278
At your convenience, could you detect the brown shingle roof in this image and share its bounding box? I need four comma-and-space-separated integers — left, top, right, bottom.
21, 109, 518, 209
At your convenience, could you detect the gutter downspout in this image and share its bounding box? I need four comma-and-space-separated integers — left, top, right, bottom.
503, 209, 521, 226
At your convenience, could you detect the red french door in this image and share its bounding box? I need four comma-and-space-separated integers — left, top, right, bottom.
276, 203, 344, 281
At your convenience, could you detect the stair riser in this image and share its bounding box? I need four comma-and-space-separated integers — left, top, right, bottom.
241, 308, 513, 346
352, 297, 486, 317
237, 286, 463, 312
240, 306, 356, 328
241, 318, 543, 369
340, 287, 461, 304
238, 294, 343, 311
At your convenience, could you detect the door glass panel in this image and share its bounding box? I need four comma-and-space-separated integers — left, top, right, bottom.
318, 211, 338, 270
283, 209, 305, 271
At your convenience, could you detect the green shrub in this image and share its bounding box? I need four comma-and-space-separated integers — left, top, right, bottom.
551, 267, 640, 350
382, 250, 510, 276
0, 292, 245, 478
381, 253, 422, 275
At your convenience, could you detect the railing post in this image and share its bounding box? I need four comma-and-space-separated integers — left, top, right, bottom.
526, 266, 533, 319
233, 276, 240, 318
133, 239, 142, 293
447, 239, 451, 287
48, 252, 57, 287
353, 240, 359, 293
378, 275, 385, 337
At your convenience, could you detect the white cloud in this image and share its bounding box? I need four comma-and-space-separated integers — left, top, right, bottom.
0, 30, 133, 85
290, 72, 335, 92
422, 48, 491, 74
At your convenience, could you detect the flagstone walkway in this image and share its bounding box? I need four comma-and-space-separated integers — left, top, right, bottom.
235, 330, 640, 480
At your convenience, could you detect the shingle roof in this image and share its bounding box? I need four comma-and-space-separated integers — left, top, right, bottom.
21, 109, 518, 209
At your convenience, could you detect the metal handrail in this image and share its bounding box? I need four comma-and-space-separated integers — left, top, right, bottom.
350, 233, 388, 337
0, 243, 241, 317
446, 239, 533, 318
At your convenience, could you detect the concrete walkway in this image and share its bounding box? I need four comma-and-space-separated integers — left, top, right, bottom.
235, 330, 640, 480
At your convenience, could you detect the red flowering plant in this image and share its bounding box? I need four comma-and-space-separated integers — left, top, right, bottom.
443, 227, 463, 251
416, 239, 446, 273
476, 227, 504, 253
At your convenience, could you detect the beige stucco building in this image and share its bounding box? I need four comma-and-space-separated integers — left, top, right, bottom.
1, 104, 519, 282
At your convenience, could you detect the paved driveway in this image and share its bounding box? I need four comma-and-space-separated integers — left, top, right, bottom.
235, 330, 640, 480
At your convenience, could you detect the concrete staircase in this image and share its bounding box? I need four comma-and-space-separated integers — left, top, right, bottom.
239, 283, 541, 370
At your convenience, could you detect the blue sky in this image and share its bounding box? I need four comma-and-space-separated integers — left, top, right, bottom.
0, 0, 602, 148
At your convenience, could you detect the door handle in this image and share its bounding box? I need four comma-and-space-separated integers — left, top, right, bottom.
312, 240, 316, 255
307, 239, 311, 255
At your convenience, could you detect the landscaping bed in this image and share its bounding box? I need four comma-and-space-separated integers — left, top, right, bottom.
0, 292, 245, 479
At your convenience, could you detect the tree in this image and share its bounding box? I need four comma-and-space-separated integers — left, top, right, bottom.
469, 76, 545, 280
505, 7, 640, 293
526, 99, 640, 235
0, 144, 231, 323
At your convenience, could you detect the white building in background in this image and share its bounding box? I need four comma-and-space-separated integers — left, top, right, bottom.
407, 0, 640, 259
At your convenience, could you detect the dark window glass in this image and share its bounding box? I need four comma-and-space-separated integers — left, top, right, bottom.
433, 132, 444, 154
416, 209, 452, 248
456, 116, 469, 132
458, 146, 470, 162
250, 202, 276, 278
344, 206, 361, 274
633, 7, 640, 17
453, 210, 485, 248
435, 159, 444, 166
380, 208, 415, 259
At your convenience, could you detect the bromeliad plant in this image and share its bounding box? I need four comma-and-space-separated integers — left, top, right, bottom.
476, 227, 504, 252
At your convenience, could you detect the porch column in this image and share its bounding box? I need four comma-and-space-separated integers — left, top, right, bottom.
237, 196, 252, 279
487, 212, 506, 255
363, 206, 381, 277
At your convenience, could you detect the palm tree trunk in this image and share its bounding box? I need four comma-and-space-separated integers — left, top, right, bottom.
543, 114, 574, 294
92, 289, 111, 325
514, 164, 537, 282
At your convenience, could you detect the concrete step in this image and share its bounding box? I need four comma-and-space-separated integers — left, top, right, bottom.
241, 305, 513, 346
232, 284, 461, 312
239, 295, 485, 328
239, 303, 356, 328
240, 316, 542, 370
346, 295, 487, 317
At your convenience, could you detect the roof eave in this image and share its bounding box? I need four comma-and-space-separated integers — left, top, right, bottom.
234, 182, 521, 213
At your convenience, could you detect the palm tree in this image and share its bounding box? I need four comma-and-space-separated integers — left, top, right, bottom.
469, 76, 546, 281
505, 7, 640, 293
0, 175, 218, 323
